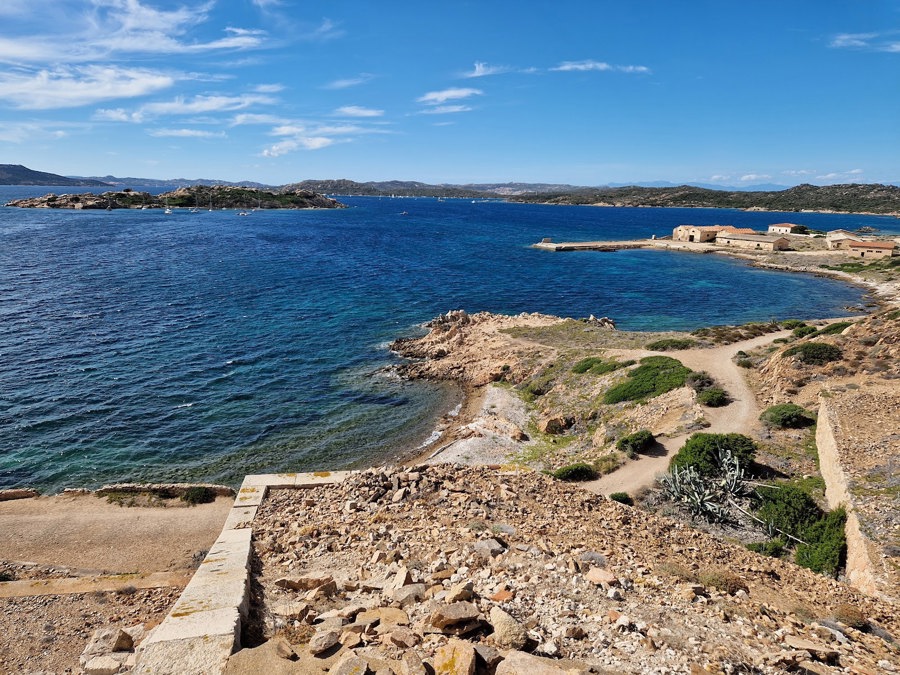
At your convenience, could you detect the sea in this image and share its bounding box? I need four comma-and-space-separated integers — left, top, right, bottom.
2, 186, 897, 492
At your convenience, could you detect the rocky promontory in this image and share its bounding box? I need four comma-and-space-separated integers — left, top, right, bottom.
5, 185, 345, 210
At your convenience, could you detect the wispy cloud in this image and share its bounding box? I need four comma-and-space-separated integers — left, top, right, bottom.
420, 105, 472, 115
0, 0, 267, 64
261, 119, 387, 157
333, 105, 384, 118
96, 92, 276, 122
463, 61, 510, 78
0, 120, 70, 143
0, 65, 173, 109
254, 83, 284, 93
230, 113, 287, 126
708, 174, 731, 182
552, 60, 650, 74
782, 169, 816, 176
147, 128, 226, 138
323, 74, 374, 90
305, 18, 344, 41
739, 173, 772, 182
829, 31, 900, 52
815, 168, 865, 181
417, 87, 482, 105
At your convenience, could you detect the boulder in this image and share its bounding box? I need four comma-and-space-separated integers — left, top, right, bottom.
330, 654, 372, 675
83, 655, 122, 675
429, 601, 480, 629
308, 630, 341, 655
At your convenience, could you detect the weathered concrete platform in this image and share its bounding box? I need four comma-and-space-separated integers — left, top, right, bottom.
532, 239, 648, 252
133, 470, 351, 675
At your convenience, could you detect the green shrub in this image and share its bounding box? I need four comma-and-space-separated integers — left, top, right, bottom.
792, 325, 817, 338
670, 433, 756, 477
747, 538, 787, 558
760, 403, 815, 429
784, 342, 842, 365
182, 486, 217, 505
697, 387, 729, 407
616, 429, 655, 456
736, 357, 754, 369
645, 338, 696, 351
756, 484, 822, 538
603, 356, 692, 404
551, 463, 598, 482
572, 357, 633, 376
816, 321, 852, 336
795, 507, 847, 577
609, 492, 633, 505
780, 319, 807, 329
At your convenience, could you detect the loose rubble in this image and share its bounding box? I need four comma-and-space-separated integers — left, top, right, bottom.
240, 464, 899, 674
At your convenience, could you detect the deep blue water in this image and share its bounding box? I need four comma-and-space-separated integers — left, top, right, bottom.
1, 187, 892, 492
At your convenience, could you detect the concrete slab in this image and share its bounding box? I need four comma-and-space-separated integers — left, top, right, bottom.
135, 634, 235, 675
223, 505, 258, 531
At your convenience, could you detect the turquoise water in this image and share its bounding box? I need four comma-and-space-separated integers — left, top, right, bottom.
0, 188, 889, 492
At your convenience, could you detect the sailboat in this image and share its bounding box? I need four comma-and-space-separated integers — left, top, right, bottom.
164, 197, 173, 214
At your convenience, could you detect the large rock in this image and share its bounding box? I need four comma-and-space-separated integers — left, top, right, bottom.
81, 627, 133, 664
83, 655, 123, 675
429, 601, 480, 629
496, 651, 588, 675
308, 630, 341, 655
330, 653, 372, 675
489, 606, 527, 650
433, 639, 476, 675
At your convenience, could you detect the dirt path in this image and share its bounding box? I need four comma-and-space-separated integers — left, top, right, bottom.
586, 329, 792, 496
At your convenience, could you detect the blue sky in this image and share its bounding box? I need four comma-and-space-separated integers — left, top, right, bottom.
1, 1, 898, 186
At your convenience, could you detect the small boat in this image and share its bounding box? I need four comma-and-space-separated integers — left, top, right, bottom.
238, 211, 251, 216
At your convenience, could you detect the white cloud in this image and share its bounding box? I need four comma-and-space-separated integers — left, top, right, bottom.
815, 169, 865, 181
230, 113, 287, 126
147, 128, 226, 138
417, 87, 482, 105
552, 60, 650, 74
139, 93, 276, 117
323, 74, 373, 90
306, 18, 344, 41
848, 168, 864, 174
464, 62, 509, 78
709, 174, 731, 181
333, 105, 383, 118
420, 105, 472, 115
0, 65, 173, 109
93, 107, 135, 121
782, 169, 816, 176
254, 83, 284, 93
830, 32, 877, 49
0, 121, 68, 143
739, 173, 772, 182
263, 136, 335, 156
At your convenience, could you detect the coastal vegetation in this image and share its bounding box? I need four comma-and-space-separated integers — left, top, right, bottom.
669, 433, 757, 477
616, 429, 655, 456
760, 403, 816, 429
783, 342, 843, 365
603, 356, 693, 404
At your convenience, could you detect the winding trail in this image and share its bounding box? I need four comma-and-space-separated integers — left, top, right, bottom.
585, 329, 792, 497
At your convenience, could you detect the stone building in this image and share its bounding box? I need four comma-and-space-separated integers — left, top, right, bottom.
767, 223, 798, 235
671, 225, 755, 243
715, 233, 790, 251
825, 230, 863, 250
847, 241, 896, 259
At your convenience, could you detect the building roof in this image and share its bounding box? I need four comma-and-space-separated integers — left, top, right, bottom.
768, 223, 798, 228
826, 229, 857, 236
716, 233, 788, 243
847, 241, 896, 250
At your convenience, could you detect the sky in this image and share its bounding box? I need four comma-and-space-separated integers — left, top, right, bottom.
0, 1, 898, 186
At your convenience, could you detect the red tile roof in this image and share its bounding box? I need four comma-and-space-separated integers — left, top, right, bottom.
848, 241, 896, 250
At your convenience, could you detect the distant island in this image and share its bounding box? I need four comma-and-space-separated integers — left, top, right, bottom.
508, 183, 900, 216
5, 185, 344, 210
4, 163, 900, 215
0, 164, 110, 187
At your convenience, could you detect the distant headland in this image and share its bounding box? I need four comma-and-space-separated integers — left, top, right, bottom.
4, 163, 900, 215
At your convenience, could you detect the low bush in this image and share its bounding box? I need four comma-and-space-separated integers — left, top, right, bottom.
736, 357, 754, 368
756, 484, 822, 538
760, 403, 815, 428
697, 387, 729, 407
645, 338, 696, 351
784, 342, 843, 365
697, 569, 749, 595
572, 357, 633, 376
792, 325, 818, 338
795, 507, 847, 577
609, 492, 633, 505
616, 429, 655, 456
603, 356, 693, 404
780, 319, 807, 329
685, 370, 714, 392
182, 486, 217, 505
669, 433, 756, 477
551, 462, 598, 482
816, 321, 852, 336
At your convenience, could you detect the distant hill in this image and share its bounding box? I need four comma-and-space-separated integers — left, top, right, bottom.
509, 183, 900, 215
0, 164, 109, 187
81, 175, 273, 189
283, 179, 493, 198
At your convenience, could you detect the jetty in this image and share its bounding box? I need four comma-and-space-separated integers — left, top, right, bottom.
532, 238, 649, 252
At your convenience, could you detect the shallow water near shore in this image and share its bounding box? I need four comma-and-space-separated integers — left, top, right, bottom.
0, 188, 891, 491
